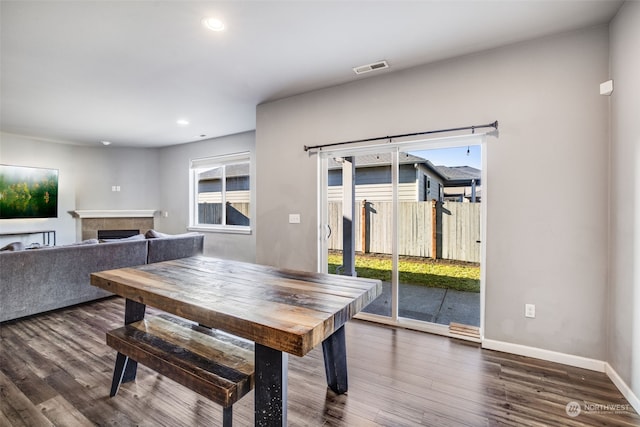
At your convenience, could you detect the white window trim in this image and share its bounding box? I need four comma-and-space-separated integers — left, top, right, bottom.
188, 151, 252, 234
188, 225, 252, 235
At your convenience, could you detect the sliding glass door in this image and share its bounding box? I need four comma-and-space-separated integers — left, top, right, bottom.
396, 147, 482, 334
318, 135, 485, 337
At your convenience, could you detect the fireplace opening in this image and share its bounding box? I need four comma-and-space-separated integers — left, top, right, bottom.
97, 229, 140, 240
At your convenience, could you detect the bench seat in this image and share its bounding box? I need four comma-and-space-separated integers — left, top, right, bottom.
106, 314, 254, 426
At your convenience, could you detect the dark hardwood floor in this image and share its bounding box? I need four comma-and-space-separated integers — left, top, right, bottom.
1, 297, 638, 426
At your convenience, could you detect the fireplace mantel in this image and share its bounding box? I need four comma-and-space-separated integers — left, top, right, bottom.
72, 210, 157, 218
72, 210, 157, 240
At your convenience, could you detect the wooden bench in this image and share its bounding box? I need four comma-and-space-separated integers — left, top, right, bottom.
106, 314, 254, 427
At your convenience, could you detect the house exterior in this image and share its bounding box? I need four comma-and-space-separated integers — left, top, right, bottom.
327, 153, 480, 203
435, 165, 482, 202
197, 163, 250, 204
196, 162, 250, 226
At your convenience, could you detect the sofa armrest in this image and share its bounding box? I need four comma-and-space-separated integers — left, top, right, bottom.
146, 234, 204, 264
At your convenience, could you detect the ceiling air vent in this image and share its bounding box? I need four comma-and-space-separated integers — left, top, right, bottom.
353, 60, 389, 75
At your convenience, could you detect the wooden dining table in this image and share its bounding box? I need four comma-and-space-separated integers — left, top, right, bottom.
91, 255, 382, 426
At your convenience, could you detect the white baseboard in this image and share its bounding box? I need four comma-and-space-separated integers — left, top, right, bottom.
605, 363, 640, 414
482, 339, 640, 415
482, 339, 606, 372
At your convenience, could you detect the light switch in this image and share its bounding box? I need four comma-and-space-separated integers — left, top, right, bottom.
525, 304, 535, 318
289, 214, 301, 224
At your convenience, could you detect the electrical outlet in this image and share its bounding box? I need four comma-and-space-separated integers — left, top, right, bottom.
525, 304, 536, 318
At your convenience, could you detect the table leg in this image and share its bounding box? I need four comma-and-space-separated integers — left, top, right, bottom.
254, 343, 288, 427
109, 299, 146, 396
322, 325, 348, 394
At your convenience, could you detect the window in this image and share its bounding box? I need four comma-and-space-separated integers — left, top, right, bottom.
189, 152, 251, 233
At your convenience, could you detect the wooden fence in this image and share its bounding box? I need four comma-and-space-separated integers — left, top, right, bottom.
328, 201, 481, 263
198, 202, 250, 226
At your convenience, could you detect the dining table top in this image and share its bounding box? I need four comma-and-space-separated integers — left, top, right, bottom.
90, 255, 382, 357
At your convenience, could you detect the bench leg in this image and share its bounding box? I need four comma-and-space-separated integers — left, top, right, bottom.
110, 352, 138, 397
222, 406, 232, 427
322, 325, 348, 394
254, 343, 288, 427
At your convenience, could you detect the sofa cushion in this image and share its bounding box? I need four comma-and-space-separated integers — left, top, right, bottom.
67, 238, 100, 246
145, 229, 171, 238
99, 233, 146, 243
145, 229, 199, 239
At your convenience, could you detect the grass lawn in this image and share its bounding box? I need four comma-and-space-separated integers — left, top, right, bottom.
328, 252, 480, 293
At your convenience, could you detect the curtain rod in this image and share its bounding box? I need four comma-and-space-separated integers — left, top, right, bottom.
304, 120, 498, 152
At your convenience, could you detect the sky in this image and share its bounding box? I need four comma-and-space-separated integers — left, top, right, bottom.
409, 145, 482, 169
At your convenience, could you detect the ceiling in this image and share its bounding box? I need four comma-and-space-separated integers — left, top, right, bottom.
0, 0, 623, 148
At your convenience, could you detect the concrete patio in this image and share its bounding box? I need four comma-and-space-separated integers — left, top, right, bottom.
361, 281, 480, 327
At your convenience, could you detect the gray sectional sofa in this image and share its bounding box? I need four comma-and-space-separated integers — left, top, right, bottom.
0, 233, 204, 322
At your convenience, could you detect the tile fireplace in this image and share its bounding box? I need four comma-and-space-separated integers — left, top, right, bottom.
72, 210, 156, 241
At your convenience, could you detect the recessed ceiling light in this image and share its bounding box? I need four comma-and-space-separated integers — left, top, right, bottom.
177, 119, 190, 126
202, 17, 225, 32
101, 140, 112, 146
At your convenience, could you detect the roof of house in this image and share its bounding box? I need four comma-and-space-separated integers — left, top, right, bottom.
198, 163, 249, 180
434, 165, 481, 186
328, 152, 480, 186
327, 152, 426, 169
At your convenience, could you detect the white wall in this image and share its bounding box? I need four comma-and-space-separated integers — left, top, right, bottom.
0, 130, 256, 262
0, 133, 77, 245
158, 131, 256, 263
73, 145, 161, 211
608, 0, 640, 400
256, 26, 610, 360
0, 133, 162, 245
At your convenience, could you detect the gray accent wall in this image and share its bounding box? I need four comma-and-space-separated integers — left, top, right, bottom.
256, 26, 611, 360
609, 1, 640, 401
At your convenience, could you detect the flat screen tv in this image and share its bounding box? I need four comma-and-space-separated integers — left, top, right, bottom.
0, 164, 59, 219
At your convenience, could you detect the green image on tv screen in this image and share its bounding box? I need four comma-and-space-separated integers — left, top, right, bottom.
0, 164, 59, 219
